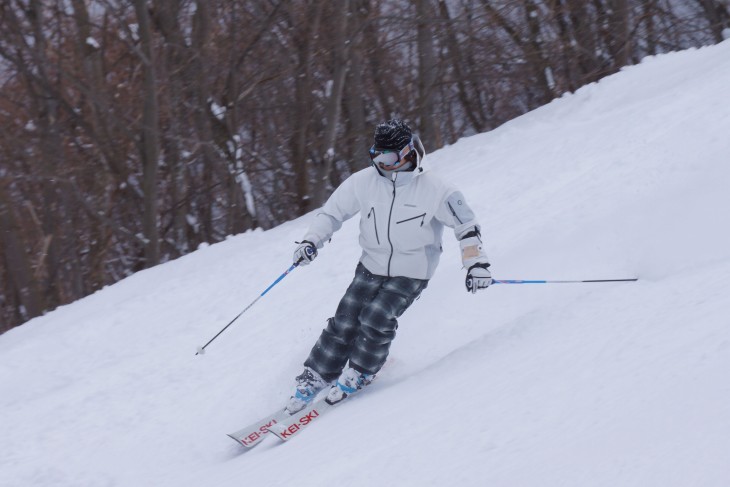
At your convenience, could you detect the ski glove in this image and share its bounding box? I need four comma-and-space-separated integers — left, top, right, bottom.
465, 262, 492, 294
293, 240, 318, 266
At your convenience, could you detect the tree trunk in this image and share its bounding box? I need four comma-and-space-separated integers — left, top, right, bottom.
438, 1, 487, 133
344, 41, 369, 175
524, 0, 556, 105
291, 2, 324, 215
0, 182, 43, 323
414, 0, 441, 148
697, 0, 730, 42
605, 0, 632, 68
314, 0, 350, 205
133, 0, 161, 267
26, 0, 85, 302
565, 0, 604, 84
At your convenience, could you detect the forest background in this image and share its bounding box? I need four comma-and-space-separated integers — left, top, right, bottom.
1, 0, 728, 331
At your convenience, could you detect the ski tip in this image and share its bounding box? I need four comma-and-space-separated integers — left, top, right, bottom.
227, 433, 263, 449
226, 434, 244, 446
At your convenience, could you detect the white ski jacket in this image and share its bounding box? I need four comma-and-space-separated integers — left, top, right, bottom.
302, 161, 489, 280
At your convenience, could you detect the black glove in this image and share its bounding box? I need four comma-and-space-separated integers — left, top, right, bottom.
465, 262, 492, 294
293, 240, 317, 266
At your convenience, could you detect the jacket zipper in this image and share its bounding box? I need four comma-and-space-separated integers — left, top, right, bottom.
367, 207, 380, 245
386, 179, 397, 276
396, 213, 426, 226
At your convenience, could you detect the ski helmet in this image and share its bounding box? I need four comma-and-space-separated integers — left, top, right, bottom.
370, 119, 418, 172
373, 119, 412, 151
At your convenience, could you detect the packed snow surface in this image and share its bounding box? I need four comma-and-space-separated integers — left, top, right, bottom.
2, 41, 730, 487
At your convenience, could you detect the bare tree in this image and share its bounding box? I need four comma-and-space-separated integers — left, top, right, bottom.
0, 0, 723, 331
133, 0, 161, 267
313, 0, 351, 204
0, 180, 43, 326
696, 0, 730, 42
414, 0, 442, 147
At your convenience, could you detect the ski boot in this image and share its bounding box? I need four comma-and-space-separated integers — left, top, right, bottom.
325, 367, 374, 405
285, 367, 328, 415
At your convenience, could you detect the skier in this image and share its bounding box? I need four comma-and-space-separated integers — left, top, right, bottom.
286, 119, 491, 414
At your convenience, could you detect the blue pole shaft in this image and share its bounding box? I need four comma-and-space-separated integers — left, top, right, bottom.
261, 264, 298, 296
493, 278, 638, 284
196, 264, 298, 355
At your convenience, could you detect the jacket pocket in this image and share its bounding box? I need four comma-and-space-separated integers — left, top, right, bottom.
368, 207, 380, 245
392, 211, 430, 251
396, 213, 427, 227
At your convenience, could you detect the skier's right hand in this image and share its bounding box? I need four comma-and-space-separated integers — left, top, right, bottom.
293, 240, 318, 266
465, 262, 492, 293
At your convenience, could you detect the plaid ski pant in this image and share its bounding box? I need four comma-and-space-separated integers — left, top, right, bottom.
304, 262, 429, 381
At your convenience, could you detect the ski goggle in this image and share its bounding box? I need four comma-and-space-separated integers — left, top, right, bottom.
368, 139, 416, 171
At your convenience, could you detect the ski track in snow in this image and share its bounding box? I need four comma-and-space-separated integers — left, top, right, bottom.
2, 40, 730, 487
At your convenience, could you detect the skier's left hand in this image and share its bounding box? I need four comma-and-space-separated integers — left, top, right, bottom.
465, 263, 492, 294
293, 240, 318, 266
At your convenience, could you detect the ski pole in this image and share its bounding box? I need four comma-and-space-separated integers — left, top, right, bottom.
196, 263, 299, 356
492, 278, 638, 285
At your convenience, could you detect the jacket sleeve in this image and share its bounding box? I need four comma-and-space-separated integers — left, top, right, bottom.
434, 189, 490, 268
301, 174, 360, 248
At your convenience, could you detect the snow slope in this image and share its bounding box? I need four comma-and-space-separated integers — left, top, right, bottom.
2, 40, 730, 487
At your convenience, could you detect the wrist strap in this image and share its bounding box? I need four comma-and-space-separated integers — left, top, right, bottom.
468, 262, 490, 272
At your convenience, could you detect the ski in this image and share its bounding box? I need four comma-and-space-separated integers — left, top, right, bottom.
268, 397, 334, 442
227, 409, 290, 448
234, 381, 372, 445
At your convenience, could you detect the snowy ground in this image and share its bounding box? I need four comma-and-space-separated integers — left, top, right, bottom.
2, 40, 730, 487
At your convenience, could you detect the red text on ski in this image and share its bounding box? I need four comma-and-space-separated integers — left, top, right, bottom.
279, 409, 321, 438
